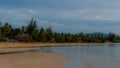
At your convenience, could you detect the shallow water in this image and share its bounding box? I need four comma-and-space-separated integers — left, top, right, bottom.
40, 44, 120, 68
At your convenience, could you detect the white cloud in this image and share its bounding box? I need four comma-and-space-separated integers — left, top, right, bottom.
53, 22, 63, 26
1, 0, 120, 34
1, 8, 120, 23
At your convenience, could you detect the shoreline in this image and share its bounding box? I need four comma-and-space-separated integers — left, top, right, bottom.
0, 52, 68, 68
0, 42, 119, 68
0, 42, 119, 48
0, 42, 70, 68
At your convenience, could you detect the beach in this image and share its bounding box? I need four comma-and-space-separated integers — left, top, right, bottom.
0, 42, 80, 48
0, 42, 118, 48
0, 52, 68, 68
0, 43, 70, 68
0, 42, 119, 68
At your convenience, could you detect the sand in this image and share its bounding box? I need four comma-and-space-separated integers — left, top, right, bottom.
0, 52, 68, 68
0, 42, 79, 48
0, 42, 118, 48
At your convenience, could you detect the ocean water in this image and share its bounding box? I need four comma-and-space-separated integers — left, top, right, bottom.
40, 44, 120, 68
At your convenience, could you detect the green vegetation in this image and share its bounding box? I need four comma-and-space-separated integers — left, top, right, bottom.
0, 18, 120, 43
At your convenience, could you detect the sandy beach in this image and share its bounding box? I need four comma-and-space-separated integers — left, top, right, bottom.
0, 42, 118, 68
0, 42, 119, 68
0, 43, 73, 68
0, 43, 69, 68
0, 42, 80, 48
0, 42, 118, 48
0, 52, 68, 68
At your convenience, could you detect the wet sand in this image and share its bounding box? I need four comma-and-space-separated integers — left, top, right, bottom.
0, 52, 68, 68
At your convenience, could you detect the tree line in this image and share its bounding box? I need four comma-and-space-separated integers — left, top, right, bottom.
0, 18, 120, 43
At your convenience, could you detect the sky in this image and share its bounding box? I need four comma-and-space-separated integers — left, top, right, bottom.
0, 0, 120, 34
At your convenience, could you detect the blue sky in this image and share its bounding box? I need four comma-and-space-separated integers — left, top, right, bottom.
0, 0, 120, 34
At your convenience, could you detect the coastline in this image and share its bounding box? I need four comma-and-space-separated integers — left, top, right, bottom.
0, 52, 68, 68
0, 42, 119, 68
0, 42, 70, 68
0, 42, 119, 48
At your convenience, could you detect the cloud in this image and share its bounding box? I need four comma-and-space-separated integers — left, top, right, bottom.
0, 8, 120, 25
53, 22, 63, 26
1, 0, 120, 21
1, 0, 120, 34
